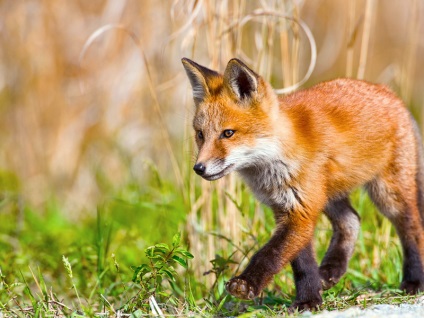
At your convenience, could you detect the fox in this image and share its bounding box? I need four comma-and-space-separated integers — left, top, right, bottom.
181, 57, 424, 311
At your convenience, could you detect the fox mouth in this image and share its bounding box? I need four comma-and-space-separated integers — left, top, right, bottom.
203, 164, 235, 181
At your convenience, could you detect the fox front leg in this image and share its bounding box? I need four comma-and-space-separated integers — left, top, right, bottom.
226, 210, 320, 302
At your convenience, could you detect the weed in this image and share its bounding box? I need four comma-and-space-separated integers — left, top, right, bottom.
129, 233, 194, 314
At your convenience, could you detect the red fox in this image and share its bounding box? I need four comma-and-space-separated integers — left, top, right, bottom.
182, 57, 424, 311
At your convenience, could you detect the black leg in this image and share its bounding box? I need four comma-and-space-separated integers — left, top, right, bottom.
226, 212, 318, 300
289, 243, 323, 312
367, 177, 424, 293
320, 197, 360, 289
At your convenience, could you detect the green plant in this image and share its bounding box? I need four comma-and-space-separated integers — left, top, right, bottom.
63, 255, 83, 310
130, 233, 194, 312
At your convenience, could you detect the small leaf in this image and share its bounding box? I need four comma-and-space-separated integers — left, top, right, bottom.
172, 233, 181, 247
154, 243, 170, 254
149, 254, 165, 262
171, 255, 188, 269
175, 248, 194, 259
152, 260, 166, 269
159, 268, 176, 281
145, 246, 156, 258
131, 264, 149, 282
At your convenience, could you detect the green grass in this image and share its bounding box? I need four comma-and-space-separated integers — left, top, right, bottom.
0, 168, 420, 317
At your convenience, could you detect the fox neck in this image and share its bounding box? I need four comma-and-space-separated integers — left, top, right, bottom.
238, 135, 301, 211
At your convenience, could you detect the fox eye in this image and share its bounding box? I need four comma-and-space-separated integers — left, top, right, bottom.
196, 130, 204, 140
221, 129, 235, 138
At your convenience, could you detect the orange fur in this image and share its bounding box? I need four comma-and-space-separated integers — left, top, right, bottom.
182, 57, 424, 309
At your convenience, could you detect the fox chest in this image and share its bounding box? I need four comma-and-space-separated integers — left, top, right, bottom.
239, 160, 302, 211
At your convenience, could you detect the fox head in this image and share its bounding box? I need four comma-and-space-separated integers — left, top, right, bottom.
182, 58, 281, 181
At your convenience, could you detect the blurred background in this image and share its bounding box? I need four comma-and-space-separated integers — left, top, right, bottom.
1, 0, 423, 211
0, 0, 424, 310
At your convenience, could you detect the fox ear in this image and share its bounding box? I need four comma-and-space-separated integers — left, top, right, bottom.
181, 58, 219, 105
224, 59, 258, 101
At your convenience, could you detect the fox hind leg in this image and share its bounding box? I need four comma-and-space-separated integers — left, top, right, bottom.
319, 197, 361, 290
366, 172, 424, 294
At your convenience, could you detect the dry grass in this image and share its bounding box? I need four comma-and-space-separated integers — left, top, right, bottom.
1, 0, 423, 200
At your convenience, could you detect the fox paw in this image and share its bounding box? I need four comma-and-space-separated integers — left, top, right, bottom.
226, 277, 257, 300
288, 298, 322, 313
319, 263, 345, 290
401, 280, 424, 294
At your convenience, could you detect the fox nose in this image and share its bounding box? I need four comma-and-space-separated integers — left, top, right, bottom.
193, 163, 206, 175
